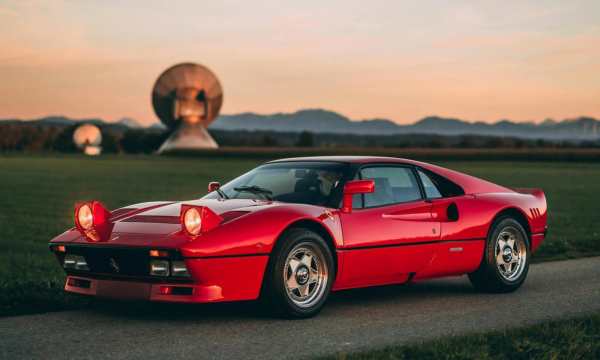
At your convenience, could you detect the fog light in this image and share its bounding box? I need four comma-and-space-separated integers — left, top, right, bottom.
171, 261, 189, 277
64, 255, 89, 271
150, 260, 169, 276
64, 256, 76, 269
75, 258, 89, 271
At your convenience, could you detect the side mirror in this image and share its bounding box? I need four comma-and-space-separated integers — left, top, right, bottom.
342, 180, 375, 213
208, 181, 221, 193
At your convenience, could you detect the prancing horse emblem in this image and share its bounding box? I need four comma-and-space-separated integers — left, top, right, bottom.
108, 258, 120, 273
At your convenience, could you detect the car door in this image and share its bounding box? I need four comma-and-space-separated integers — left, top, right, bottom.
412, 168, 485, 279
337, 165, 440, 288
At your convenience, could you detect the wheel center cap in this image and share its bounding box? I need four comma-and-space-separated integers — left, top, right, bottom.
502, 247, 513, 262
296, 266, 309, 285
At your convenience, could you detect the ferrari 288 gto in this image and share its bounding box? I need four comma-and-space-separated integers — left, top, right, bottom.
50, 156, 548, 318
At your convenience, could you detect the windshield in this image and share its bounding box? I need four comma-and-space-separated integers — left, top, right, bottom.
203, 161, 350, 207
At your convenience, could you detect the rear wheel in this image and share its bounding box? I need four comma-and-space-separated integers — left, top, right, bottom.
262, 228, 334, 318
469, 217, 530, 293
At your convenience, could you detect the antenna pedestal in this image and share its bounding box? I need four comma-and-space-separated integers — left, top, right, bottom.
157, 124, 218, 153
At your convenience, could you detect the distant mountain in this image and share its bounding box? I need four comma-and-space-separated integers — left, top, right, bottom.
3, 110, 600, 140
211, 109, 401, 135
116, 117, 142, 128
1, 116, 136, 130
211, 109, 600, 140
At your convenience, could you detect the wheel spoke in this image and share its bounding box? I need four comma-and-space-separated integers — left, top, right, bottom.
498, 263, 507, 274
496, 251, 505, 265
286, 274, 299, 291
506, 237, 515, 250
300, 253, 313, 268
498, 239, 507, 249
288, 258, 301, 273
308, 267, 319, 283
298, 283, 310, 297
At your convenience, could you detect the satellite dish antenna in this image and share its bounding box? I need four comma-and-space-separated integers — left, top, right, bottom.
73, 124, 102, 156
152, 63, 223, 153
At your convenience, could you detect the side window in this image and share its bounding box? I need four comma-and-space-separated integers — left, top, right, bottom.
417, 170, 442, 199
417, 169, 465, 198
360, 166, 421, 207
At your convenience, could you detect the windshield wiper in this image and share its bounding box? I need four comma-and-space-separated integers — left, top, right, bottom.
215, 188, 229, 200
233, 185, 273, 200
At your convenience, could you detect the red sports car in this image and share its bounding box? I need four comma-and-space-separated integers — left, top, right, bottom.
50, 156, 548, 317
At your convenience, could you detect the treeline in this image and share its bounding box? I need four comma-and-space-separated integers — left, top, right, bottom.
211, 130, 600, 149
0, 124, 168, 153
1, 123, 600, 154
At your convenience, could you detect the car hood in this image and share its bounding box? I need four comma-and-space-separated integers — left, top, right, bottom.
110, 198, 273, 236
53, 198, 324, 248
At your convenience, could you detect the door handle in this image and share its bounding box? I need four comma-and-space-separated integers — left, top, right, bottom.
382, 212, 431, 221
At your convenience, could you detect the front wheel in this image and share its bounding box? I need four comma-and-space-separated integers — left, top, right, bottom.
469, 217, 530, 293
262, 228, 334, 318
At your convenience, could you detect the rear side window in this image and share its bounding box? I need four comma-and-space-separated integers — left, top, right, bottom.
417, 170, 442, 199
359, 166, 421, 207
417, 169, 464, 198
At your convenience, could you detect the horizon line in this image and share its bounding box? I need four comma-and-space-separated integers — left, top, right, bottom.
2, 108, 599, 127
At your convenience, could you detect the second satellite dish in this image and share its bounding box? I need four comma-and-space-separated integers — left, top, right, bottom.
73, 124, 102, 156
152, 63, 223, 153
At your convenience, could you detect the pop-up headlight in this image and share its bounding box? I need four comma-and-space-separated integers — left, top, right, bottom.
74, 201, 112, 241
180, 205, 223, 238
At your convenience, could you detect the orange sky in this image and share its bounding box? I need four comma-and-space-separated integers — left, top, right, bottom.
1, 1, 599, 125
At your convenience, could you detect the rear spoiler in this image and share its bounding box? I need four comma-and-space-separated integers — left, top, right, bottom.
513, 188, 546, 204
513, 188, 546, 200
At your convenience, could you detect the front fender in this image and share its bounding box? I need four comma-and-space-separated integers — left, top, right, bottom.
179, 204, 342, 258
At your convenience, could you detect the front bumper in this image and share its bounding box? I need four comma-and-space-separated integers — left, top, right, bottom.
62, 256, 270, 303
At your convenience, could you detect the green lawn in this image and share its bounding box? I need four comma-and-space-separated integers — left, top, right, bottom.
322, 312, 600, 359
1, 155, 599, 316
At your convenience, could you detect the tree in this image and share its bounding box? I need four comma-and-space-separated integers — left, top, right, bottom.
101, 131, 121, 153
53, 125, 78, 152
261, 134, 278, 146
296, 131, 315, 147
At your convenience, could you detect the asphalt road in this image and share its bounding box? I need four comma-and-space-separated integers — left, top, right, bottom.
1, 257, 599, 360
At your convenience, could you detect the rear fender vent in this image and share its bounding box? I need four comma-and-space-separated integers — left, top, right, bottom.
529, 208, 541, 219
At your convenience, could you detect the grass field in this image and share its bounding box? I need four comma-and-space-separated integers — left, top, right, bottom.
323, 312, 600, 359
1, 154, 600, 316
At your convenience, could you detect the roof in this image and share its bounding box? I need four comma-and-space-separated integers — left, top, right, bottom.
268, 156, 512, 195
268, 156, 415, 164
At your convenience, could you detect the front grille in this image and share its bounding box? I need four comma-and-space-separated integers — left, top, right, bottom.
60, 245, 190, 283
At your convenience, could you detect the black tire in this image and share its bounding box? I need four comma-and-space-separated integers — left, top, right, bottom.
261, 228, 335, 318
469, 217, 530, 293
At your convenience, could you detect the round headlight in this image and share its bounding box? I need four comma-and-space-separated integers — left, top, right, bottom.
77, 204, 94, 230
183, 208, 202, 236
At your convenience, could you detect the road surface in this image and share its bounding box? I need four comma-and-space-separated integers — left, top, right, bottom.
1, 257, 599, 359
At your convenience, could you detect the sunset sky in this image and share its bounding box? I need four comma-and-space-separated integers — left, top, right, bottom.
1, 0, 599, 125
